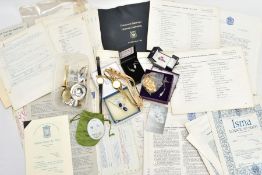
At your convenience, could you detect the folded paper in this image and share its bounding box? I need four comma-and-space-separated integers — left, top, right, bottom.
24, 115, 73, 175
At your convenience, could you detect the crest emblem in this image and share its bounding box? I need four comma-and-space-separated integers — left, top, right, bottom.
251, 164, 261, 175
42, 125, 51, 138
130, 31, 137, 39
187, 113, 196, 121
226, 16, 234, 25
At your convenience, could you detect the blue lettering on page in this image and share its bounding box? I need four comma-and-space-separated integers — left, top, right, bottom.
232, 119, 252, 128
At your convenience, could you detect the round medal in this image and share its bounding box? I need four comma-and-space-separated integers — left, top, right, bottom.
70, 84, 87, 101
87, 118, 105, 140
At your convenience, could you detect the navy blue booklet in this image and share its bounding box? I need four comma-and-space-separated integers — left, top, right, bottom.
98, 1, 150, 52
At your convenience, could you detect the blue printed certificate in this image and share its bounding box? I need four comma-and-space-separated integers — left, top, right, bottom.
209, 106, 262, 175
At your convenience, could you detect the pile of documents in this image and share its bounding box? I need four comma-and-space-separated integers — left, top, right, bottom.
0, 0, 262, 175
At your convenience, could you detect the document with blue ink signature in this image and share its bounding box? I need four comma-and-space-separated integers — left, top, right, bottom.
96, 114, 141, 175
0, 24, 56, 110
0, 23, 26, 108
24, 115, 73, 175
208, 106, 262, 175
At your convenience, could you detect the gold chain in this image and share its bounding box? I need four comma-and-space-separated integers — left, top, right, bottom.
104, 68, 143, 107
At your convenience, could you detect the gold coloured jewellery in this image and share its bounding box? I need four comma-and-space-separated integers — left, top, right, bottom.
98, 68, 143, 107
62, 65, 72, 104
142, 72, 165, 95
61, 65, 88, 107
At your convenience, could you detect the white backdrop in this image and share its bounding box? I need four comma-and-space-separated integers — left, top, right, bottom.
0, 0, 262, 174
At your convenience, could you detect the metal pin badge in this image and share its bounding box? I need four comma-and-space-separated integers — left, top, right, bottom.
70, 84, 87, 101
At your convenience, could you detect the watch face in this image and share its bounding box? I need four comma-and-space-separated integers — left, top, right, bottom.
70, 83, 87, 100
87, 118, 105, 140
96, 77, 104, 84
112, 80, 121, 89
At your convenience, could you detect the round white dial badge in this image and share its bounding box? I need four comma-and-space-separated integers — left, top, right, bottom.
87, 118, 105, 140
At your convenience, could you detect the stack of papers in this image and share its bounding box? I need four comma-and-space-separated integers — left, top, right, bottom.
185, 107, 262, 175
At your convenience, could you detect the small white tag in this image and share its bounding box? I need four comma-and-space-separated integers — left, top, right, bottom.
87, 118, 105, 140
152, 51, 170, 68
119, 47, 134, 59
167, 58, 176, 69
